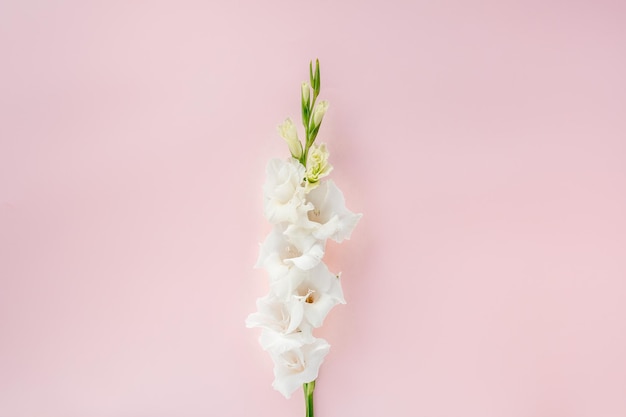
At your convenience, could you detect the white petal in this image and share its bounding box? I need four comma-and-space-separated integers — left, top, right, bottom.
286, 241, 324, 270
259, 328, 314, 353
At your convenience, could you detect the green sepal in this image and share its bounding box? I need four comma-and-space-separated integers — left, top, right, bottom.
308, 123, 321, 145
314, 59, 320, 94
301, 87, 310, 127
301, 102, 309, 130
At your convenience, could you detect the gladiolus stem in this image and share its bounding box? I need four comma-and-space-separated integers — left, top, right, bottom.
304, 380, 316, 417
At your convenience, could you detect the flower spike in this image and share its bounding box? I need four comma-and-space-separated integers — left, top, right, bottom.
248, 60, 361, 417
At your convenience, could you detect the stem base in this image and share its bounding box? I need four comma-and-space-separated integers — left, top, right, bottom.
304, 380, 316, 417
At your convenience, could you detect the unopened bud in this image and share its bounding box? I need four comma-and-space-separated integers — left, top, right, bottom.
312, 100, 329, 127
301, 82, 310, 104
278, 118, 303, 159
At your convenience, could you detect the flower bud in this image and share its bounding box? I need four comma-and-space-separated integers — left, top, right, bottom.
278, 118, 303, 159
301, 82, 310, 104
311, 101, 329, 128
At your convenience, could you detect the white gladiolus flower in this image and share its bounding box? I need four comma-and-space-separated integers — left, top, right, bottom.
304, 180, 362, 242
289, 262, 345, 328
256, 230, 321, 301
311, 100, 329, 127
278, 118, 303, 159
246, 294, 315, 353
263, 158, 310, 224
246, 293, 304, 336
271, 338, 330, 398
284, 232, 325, 271
257, 251, 304, 300
257, 226, 325, 274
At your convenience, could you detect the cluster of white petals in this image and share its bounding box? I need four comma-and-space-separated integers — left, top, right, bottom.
247, 154, 361, 398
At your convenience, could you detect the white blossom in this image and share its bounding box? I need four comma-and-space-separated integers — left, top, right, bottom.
257, 225, 325, 276
263, 158, 310, 224
270, 338, 330, 398
245, 293, 315, 354
286, 180, 361, 243
289, 262, 345, 328
246, 293, 304, 336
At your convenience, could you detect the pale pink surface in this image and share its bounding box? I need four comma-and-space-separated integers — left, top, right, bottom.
1, 1, 625, 416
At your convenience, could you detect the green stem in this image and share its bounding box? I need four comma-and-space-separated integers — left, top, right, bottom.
304, 380, 316, 417
301, 91, 318, 167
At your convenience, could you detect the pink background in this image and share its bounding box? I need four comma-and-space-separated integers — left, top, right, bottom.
1, 1, 625, 416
